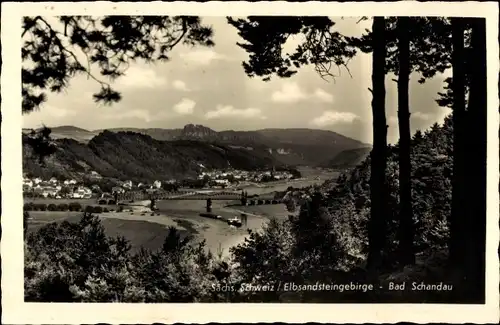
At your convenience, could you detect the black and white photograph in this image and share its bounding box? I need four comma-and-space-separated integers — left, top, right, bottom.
2, 1, 499, 324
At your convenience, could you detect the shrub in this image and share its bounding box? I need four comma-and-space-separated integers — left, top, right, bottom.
38, 203, 47, 211
23, 211, 29, 236
93, 206, 103, 214
117, 206, 124, 213
68, 202, 82, 212
107, 200, 116, 205
57, 203, 69, 211
25, 214, 142, 302
98, 199, 107, 205
103, 208, 109, 213
84, 206, 95, 213
47, 204, 57, 211
24, 202, 34, 211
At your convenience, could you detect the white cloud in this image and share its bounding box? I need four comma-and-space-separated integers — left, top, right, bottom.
172, 80, 190, 91
115, 66, 167, 89
173, 98, 196, 115
412, 111, 432, 121
181, 49, 227, 66
271, 82, 308, 103
313, 88, 334, 103
205, 105, 266, 120
104, 109, 152, 122
310, 110, 359, 127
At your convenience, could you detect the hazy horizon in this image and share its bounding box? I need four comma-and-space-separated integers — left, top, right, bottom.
24, 123, 375, 144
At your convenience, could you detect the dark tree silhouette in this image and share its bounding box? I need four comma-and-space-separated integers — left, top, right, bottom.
227, 16, 356, 82
22, 15, 214, 161
462, 18, 487, 302
162, 226, 191, 255
448, 18, 467, 269
227, 16, 398, 270
24, 211, 30, 237
395, 17, 415, 266
366, 17, 388, 271
22, 16, 214, 113
206, 198, 212, 213
350, 18, 453, 82
351, 17, 456, 267
23, 126, 58, 164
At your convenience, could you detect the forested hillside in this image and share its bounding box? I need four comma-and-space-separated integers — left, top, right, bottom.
319, 116, 453, 267
23, 130, 278, 182
322, 147, 372, 169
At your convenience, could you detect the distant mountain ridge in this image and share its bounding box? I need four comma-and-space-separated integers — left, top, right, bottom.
37, 124, 371, 167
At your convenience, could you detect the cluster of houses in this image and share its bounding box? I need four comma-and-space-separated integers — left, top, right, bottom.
111, 180, 163, 193
198, 168, 294, 186
23, 176, 93, 199
23, 173, 166, 199
23, 167, 295, 200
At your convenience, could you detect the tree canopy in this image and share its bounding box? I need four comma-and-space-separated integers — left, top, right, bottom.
227, 16, 357, 81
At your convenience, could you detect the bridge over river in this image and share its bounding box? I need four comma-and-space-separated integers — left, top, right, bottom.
116, 190, 278, 202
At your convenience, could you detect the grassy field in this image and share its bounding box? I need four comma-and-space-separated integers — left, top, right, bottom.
24, 197, 118, 212
26, 210, 189, 254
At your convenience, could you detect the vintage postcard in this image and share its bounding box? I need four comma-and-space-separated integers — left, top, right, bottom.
1, 1, 499, 324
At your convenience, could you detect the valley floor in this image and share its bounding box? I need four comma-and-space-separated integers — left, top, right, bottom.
26, 198, 293, 256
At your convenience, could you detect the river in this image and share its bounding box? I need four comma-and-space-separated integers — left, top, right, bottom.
156, 167, 341, 256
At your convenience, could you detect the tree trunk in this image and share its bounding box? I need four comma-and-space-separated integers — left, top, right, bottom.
449, 18, 467, 268
367, 16, 388, 271
463, 17, 487, 303
396, 17, 415, 266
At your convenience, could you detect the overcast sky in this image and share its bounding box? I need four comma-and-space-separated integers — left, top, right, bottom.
22, 17, 451, 144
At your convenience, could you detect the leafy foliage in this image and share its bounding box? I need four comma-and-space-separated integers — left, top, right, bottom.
349, 17, 454, 83
22, 16, 213, 113
227, 16, 356, 81
22, 127, 58, 164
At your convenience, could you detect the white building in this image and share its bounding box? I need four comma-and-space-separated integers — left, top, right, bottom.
23, 179, 33, 188
153, 180, 162, 189
73, 186, 92, 199
122, 180, 133, 189
214, 179, 230, 185
90, 171, 102, 179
